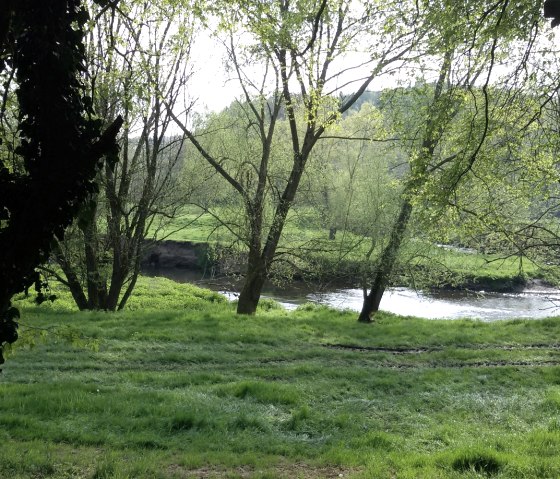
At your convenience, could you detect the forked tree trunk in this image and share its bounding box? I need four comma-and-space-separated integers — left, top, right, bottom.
358, 199, 413, 322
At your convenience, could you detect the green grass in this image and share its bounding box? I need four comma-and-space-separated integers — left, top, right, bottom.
3, 276, 560, 477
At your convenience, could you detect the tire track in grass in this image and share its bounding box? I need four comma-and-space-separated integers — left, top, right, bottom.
324, 343, 560, 369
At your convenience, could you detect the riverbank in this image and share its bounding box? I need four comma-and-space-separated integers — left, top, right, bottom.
142, 239, 551, 294
4, 275, 560, 478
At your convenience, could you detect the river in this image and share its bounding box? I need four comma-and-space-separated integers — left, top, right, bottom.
143, 267, 560, 321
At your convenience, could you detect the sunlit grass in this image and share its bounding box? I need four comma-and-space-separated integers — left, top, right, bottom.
2, 276, 560, 477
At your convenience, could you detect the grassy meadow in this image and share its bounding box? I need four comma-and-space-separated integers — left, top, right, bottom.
2, 276, 560, 478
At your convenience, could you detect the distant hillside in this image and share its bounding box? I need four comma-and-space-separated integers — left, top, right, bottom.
342, 90, 382, 115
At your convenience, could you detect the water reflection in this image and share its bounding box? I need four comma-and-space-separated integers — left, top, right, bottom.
308, 287, 560, 321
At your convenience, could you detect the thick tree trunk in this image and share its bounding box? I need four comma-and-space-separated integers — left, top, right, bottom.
237, 268, 267, 315
358, 200, 413, 322
236, 248, 267, 315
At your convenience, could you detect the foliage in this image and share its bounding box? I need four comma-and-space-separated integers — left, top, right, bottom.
173, 0, 422, 314
356, 0, 547, 320
50, 0, 195, 311
0, 1, 121, 364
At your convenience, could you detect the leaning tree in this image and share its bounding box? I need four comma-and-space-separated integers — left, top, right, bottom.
357, 0, 544, 321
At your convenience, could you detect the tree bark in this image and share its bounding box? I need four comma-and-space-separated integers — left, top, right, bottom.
358, 199, 413, 322
236, 246, 267, 314
237, 268, 267, 314
53, 244, 89, 310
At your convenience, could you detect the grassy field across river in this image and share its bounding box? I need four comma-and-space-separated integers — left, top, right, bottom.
153, 208, 550, 291
2, 276, 560, 478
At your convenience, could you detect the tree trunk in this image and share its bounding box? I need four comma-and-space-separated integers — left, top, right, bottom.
237, 268, 267, 315
59, 266, 89, 311
358, 199, 413, 322
236, 248, 267, 315
52, 243, 89, 310
82, 221, 108, 309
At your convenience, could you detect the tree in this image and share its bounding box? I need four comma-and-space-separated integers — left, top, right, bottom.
357, 0, 544, 321
439, 50, 560, 279
46, 1, 194, 311
171, 0, 419, 314
0, 1, 122, 364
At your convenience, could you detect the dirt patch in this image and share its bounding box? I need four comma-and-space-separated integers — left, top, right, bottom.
324, 343, 437, 354
168, 463, 361, 478
325, 342, 560, 354
324, 343, 560, 369
376, 359, 560, 370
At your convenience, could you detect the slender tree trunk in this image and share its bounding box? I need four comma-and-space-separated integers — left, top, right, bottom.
105, 233, 127, 311
358, 199, 413, 322
64, 272, 89, 311
357, 51, 455, 322
56, 265, 89, 311
118, 254, 142, 311
82, 220, 108, 309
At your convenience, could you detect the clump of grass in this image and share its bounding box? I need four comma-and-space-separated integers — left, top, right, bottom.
295, 302, 332, 313
542, 389, 560, 412
91, 458, 117, 479
351, 431, 395, 451
450, 449, 504, 475
169, 411, 209, 431
257, 298, 284, 312
284, 405, 311, 431
218, 380, 300, 406
229, 413, 269, 432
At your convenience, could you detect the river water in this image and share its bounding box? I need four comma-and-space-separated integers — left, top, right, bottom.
144, 267, 560, 321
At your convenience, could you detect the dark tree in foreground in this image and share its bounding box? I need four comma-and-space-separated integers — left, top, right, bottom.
545, 0, 560, 27
0, 1, 122, 365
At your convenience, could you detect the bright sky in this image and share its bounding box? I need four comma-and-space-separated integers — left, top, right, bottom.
186, 30, 411, 115
186, 16, 560, 116
188, 34, 237, 113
